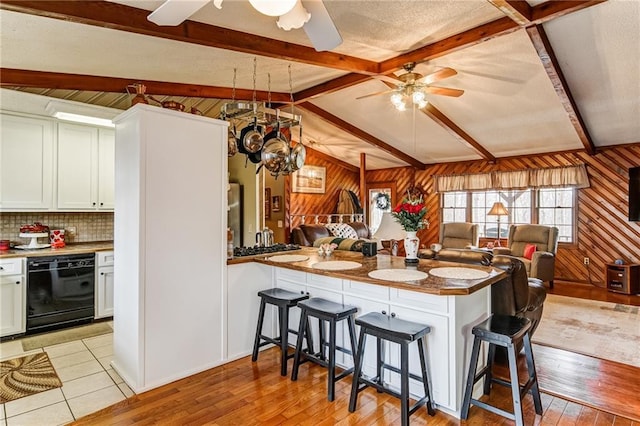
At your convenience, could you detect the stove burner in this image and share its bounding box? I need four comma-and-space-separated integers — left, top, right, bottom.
233, 243, 301, 258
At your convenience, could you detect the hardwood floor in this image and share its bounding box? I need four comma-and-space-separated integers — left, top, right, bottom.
73, 345, 638, 426
73, 281, 639, 425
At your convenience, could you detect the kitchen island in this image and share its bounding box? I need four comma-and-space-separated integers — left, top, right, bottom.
227, 248, 505, 418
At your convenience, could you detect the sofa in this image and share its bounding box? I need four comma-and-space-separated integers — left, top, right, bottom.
291, 223, 371, 247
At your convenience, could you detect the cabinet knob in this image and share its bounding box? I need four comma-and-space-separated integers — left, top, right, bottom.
382, 310, 387, 315
0, 266, 4, 270
16, 280, 20, 285
100, 202, 104, 206
100, 272, 104, 276
391, 312, 396, 318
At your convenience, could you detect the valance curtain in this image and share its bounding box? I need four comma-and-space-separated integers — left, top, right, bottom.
434, 164, 590, 193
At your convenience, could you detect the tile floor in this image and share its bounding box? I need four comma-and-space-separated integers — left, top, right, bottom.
0, 323, 132, 425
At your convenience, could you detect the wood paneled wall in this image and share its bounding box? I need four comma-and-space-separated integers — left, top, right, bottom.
285, 149, 360, 239
367, 144, 640, 286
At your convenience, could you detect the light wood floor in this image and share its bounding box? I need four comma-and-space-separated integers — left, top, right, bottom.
74, 282, 640, 425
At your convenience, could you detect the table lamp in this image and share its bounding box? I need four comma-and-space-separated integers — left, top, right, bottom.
487, 202, 510, 246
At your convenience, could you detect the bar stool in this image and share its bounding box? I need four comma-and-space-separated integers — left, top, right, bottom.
291, 297, 359, 402
251, 288, 313, 376
461, 314, 543, 426
348, 312, 435, 426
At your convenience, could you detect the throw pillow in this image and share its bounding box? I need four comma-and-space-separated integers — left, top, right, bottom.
325, 223, 359, 240
523, 243, 537, 260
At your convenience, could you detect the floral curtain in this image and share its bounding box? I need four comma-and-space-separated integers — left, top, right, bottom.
434, 164, 590, 193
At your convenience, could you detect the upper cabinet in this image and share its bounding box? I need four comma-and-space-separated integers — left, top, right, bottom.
57, 123, 114, 210
0, 114, 55, 210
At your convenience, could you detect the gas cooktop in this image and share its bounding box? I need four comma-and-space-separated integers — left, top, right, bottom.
233, 243, 301, 258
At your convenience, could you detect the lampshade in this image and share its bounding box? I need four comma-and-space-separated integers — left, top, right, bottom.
276, 0, 310, 30
372, 212, 406, 240
249, 0, 297, 16
487, 202, 509, 216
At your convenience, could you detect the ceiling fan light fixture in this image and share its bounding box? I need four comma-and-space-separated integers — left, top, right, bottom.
417, 100, 428, 109
277, 0, 310, 30
412, 90, 425, 104
249, 0, 297, 17
390, 92, 403, 106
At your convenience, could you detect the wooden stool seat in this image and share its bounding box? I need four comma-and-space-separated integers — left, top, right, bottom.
461, 314, 543, 426
291, 297, 358, 402
252, 287, 312, 376
349, 312, 436, 426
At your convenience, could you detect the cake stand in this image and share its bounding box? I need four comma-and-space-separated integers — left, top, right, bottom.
16, 232, 51, 249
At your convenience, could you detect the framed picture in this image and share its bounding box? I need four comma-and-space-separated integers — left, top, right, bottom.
292, 165, 326, 194
272, 195, 281, 212
264, 187, 271, 219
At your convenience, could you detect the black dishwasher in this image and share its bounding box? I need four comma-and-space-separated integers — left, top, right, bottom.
27, 254, 95, 333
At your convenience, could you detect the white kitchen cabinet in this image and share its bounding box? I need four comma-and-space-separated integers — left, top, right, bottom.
112, 104, 228, 393
0, 258, 26, 337
226, 262, 274, 361
57, 123, 114, 210
95, 251, 115, 319
0, 114, 54, 210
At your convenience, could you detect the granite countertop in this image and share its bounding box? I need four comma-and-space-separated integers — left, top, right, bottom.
229, 247, 506, 296
0, 241, 114, 259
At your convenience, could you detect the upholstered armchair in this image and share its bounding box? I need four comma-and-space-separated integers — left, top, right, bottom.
493, 224, 559, 288
419, 222, 479, 259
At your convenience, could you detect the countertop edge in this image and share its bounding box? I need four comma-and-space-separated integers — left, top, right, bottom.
0, 242, 114, 258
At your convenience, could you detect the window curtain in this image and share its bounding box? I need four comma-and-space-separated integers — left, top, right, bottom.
434, 164, 589, 192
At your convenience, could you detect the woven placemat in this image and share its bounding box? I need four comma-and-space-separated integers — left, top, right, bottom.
368, 269, 428, 281
266, 254, 309, 263
428, 267, 489, 280
311, 261, 362, 271
0, 352, 62, 403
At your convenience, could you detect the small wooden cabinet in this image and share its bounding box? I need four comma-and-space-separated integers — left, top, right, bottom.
605, 263, 640, 295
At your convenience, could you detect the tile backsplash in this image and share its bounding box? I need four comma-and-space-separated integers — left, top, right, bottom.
0, 212, 114, 243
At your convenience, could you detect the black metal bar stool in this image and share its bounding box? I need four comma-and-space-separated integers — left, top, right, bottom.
461, 314, 543, 426
291, 297, 358, 402
348, 312, 436, 426
251, 288, 313, 376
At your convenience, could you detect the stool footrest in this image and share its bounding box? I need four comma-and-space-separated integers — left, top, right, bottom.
380, 362, 426, 383
470, 398, 516, 421
357, 376, 433, 416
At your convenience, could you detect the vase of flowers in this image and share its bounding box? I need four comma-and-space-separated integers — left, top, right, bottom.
391, 193, 428, 263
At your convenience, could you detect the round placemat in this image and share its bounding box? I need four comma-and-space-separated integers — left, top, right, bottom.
266, 254, 309, 263
311, 261, 362, 271
368, 269, 428, 282
428, 267, 490, 279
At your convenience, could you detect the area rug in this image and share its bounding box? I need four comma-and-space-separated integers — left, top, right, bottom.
21, 322, 112, 351
532, 294, 640, 367
0, 352, 62, 403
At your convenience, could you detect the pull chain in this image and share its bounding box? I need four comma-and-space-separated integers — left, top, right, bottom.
267, 73, 272, 108
288, 64, 294, 116
232, 67, 237, 102
252, 57, 257, 105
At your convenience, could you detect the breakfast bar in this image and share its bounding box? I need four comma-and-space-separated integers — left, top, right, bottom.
227, 247, 506, 418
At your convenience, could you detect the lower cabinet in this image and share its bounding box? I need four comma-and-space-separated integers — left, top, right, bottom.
95, 251, 114, 319
0, 258, 26, 337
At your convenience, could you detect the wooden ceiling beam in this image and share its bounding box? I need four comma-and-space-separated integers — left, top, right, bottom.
293, 73, 372, 104
305, 146, 359, 173
0, 0, 379, 75
530, 1, 607, 25
299, 102, 425, 170
0, 68, 291, 101
422, 104, 497, 162
526, 25, 596, 155
487, 1, 532, 25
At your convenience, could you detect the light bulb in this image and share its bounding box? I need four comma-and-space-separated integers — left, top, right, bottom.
390, 92, 403, 106
417, 100, 428, 109
395, 102, 407, 111
412, 90, 425, 104
249, 0, 297, 16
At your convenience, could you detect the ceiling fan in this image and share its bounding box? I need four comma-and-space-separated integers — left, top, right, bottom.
147, 0, 342, 52
357, 62, 464, 111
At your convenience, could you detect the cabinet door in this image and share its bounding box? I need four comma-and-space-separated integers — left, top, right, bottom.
97, 129, 115, 209
227, 263, 273, 360
387, 305, 451, 409
57, 123, 98, 209
0, 275, 25, 337
95, 266, 114, 318
0, 114, 54, 210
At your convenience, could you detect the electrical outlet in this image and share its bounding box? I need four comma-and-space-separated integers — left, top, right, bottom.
583, 257, 590, 265
67, 226, 77, 236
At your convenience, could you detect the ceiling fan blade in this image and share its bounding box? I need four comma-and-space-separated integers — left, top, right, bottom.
356, 89, 396, 100
148, 0, 210, 26
372, 75, 402, 84
301, 0, 342, 52
423, 86, 464, 97
418, 67, 458, 85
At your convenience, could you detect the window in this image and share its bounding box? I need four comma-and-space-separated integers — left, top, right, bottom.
442, 188, 575, 243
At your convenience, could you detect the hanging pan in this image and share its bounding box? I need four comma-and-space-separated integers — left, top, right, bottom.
238, 116, 264, 154
261, 123, 290, 175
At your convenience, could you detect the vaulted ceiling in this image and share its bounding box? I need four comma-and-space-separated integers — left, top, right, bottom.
1, 0, 639, 170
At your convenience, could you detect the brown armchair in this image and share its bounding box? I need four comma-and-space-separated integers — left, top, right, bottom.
419, 222, 479, 259
493, 224, 559, 288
